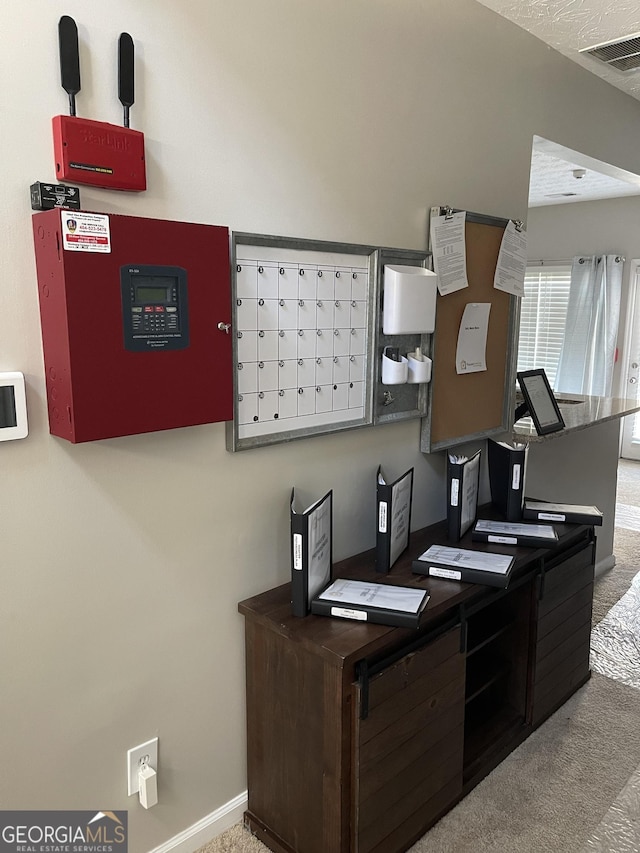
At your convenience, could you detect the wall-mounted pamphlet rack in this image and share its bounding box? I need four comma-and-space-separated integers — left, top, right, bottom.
372, 247, 432, 428
225, 232, 431, 451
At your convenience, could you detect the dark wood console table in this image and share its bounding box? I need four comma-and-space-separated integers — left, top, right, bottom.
238, 514, 595, 853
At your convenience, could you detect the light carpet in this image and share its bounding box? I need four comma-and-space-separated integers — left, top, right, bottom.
615, 458, 640, 507
580, 764, 640, 852
591, 567, 640, 692
591, 524, 639, 625
615, 503, 640, 533
197, 675, 640, 853
407, 674, 640, 853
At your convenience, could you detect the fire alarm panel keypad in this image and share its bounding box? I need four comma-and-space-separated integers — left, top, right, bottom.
121, 265, 189, 351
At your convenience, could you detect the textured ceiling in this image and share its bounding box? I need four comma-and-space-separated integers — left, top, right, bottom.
529, 144, 640, 207
476, 0, 640, 100
475, 0, 640, 206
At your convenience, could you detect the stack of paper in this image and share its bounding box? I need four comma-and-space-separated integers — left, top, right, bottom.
312, 578, 430, 628
412, 544, 515, 588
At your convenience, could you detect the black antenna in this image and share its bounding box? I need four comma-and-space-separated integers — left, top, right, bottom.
118, 33, 135, 128
58, 15, 81, 117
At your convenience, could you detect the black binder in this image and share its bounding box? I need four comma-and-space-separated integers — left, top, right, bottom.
412, 545, 515, 589
488, 439, 528, 521
376, 466, 414, 573
446, 450, 481, 541
523, 499, 603, 526
290, 488, 333, 617
311, 578, 430, 628
471, 519, 558, 548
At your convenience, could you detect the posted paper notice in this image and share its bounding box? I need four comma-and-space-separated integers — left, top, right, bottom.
494, 220, 527, 296
456, 302, 491, 374
430, 210, 469, 295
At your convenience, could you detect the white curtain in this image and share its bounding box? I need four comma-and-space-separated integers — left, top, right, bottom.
554, 254, 623, 397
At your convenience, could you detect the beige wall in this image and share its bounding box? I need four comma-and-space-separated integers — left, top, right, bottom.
3, 2, 640, 851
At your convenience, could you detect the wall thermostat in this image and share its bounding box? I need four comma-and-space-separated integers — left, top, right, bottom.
0, 372, 28, 441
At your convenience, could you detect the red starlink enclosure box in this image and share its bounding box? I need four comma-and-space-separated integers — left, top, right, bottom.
52, 115, 146, 192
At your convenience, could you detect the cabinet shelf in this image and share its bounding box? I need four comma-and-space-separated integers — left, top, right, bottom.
466, 621, 515, 657
465, 662, 510, 704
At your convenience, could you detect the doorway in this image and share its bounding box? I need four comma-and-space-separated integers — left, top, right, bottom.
620, 260, 640, 460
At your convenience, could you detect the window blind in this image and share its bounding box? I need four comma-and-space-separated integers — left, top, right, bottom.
517, 264, 572, 389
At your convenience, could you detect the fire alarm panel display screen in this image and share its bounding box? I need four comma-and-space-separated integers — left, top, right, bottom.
135, 283, 174, 304
121, 265, 189, 352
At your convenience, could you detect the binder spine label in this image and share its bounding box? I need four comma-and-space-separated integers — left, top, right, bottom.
538, 512, 565, 521
512, 464, 521, 490
378, 501, 388, 533
293, 533, 303, 570
488, 534, 517, 545
429, 567, 462, 580
450, 478, 460, 507
331, 606, 367, 621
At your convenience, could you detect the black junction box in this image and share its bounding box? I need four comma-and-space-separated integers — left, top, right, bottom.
30, 181, 81, 211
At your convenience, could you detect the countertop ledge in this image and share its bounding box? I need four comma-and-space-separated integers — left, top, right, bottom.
507, 394, 640, 443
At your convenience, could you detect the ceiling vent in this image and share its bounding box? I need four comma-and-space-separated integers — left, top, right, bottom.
581, 34, 640, 72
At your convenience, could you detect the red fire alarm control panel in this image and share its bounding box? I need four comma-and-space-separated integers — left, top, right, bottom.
32, 208, 233, 443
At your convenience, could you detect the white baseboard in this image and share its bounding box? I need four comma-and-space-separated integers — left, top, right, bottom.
147, 791, 248, 853
595, 554, 616, 578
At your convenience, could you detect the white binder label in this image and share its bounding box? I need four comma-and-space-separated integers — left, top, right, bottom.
293, 533, 303, 570
488, 535, 517, 545
331, 606, 367, 621
512, 464, 521, 490
429, 567, 462, 581
378, 501, 388, 533
539, 512, 565, 521
450, 478, 460, 507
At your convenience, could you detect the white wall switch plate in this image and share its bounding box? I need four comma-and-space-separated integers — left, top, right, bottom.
127, 737, 158, 796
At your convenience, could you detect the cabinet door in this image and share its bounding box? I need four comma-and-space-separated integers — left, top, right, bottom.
531, 538, 595, 725
351, 626, 464, 853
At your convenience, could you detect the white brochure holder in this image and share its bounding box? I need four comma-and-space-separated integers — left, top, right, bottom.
407, 350, 432, 384
383, 265, 437, 335
381, 347, 408, 385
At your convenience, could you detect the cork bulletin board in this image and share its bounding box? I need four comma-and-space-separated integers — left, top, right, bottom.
420, 210, 519, 453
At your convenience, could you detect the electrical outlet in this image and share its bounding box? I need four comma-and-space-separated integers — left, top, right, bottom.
127, 737, 158, 796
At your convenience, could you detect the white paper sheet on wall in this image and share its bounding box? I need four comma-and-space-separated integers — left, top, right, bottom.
494, 219, 527, 296
456, 302, 491, 374
429, 210, 469, 295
